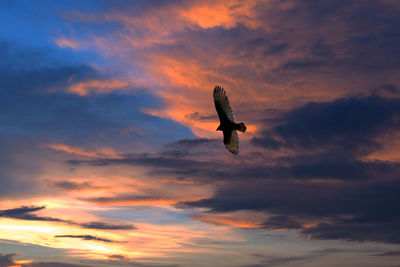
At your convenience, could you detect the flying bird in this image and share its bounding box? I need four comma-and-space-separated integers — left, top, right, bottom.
213, 86, 246, 154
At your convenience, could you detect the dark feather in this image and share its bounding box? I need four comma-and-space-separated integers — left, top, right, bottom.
223, 130, 239, 154
214, 86, 235, 123
213, 85, 244, 155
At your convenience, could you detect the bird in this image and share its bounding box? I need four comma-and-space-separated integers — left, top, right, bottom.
213, 85, 246, 154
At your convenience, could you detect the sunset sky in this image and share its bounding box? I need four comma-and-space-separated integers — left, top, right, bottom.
1, 1, 400, 266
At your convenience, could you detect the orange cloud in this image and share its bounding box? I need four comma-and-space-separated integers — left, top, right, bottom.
190, 211, 267, 228
55, 38, 79, 49
44, 143, 121, 158
71, 0, 379, 141
181, 0, 261, 29
67, 79, 130, 96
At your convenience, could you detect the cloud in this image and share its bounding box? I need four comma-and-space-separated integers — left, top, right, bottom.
373, 250, 400, 257
82, 192, 204, 207
163, 138, 220, 157
246, 248, 346, 267
252, 95, 400, 154
63, 92, 400, 243
302, 221, 400, 244
0, 206, 65, 222
0, 253, 94, 267
189, 212, 266, 228
46, 180, 100, 191
0, 253, 17, 267
68, 148, 400, 183
67, 79, 130, 96
78, 221, 135, 230
245, 254, 313, 267
55, 38, 79, 49
183, 112, 215, 122
2, 0, 400, 264
0, 205, 135, 230
260, 215, 302, 230
165, 138, 219, 149
64, 0, 400, 139
0, 39, 192, 141
30, 262, 94, 267
67, 153, 209, 175
182, 177, 400, 244
44, 143, 121, 159
54, 235, 115, 243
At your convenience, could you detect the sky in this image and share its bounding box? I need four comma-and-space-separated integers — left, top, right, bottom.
1, 0, 400, 266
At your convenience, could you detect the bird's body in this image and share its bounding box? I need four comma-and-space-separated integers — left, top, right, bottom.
213, 86, 246, 154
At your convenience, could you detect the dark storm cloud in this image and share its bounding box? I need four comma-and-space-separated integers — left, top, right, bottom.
302, 221, 400, 244
0, 206, 64, 222
162, 138, 219, 157
68, 149, 400, 182
184, 178, 400, 218
246, 248, 347, 267
83, 194, 163, 205
281, 59, 326, 70
373, 250, 400, 257
0, 206, 135, 230
261, 216, 302, 230
46, 180, 98, 191
68, 153, 209, 175
55, 235, 115, 243
0, 206, 45, 216
286, 157, 400, 181
165, 138, 218, 148
0, 253, 17, 266
0, 64, 96, 94
79, 221, 135, 230
155, 95, 400, 244
252, 95, 400, 153
373, 84, 400, 97
276, 0, 400, 72
0, 41, 99, 94
245, 254, 312, 267
183, 178, 400, 244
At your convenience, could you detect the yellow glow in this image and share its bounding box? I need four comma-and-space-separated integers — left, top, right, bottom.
14, 260, 34, 264
0, 225, 56, 233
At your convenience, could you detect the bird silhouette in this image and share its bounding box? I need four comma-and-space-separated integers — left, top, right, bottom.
213, 86, 246, 154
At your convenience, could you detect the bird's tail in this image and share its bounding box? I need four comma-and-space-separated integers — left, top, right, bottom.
238, 122, 246, 132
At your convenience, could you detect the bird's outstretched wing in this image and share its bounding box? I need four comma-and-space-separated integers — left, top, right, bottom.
213, 86, 235, 123
223, 130, 239, 154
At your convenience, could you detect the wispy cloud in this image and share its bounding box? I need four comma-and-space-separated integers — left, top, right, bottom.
55, 234, 116, 243
67, 79, 130, 96
55, 38, 79, 49
44, 143, 122, 158
0, 206, 135, 230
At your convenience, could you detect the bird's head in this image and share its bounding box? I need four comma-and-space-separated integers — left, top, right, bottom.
216, 125, 223, 131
